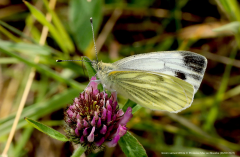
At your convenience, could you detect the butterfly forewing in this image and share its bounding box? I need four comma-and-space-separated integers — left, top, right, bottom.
107, 71, 194, 113
113, 51, 207, 94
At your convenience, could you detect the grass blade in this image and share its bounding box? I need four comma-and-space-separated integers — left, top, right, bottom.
118, 131, 147, 157
0, 20, 36, 43
0, 47, 84, 89
0, 58, 19, 64
203, 47, 238, 131
43, 0, 74, 52
0, 88, 80, 137
25, 117, 69, 142
24, 1, 68, 53
0, 39, 51, 56
69, 0, 103, 52
83, 57, 96, 80
0, 25, 21, 42
71, 145, 86, 157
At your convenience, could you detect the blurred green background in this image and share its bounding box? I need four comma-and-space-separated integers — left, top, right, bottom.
1, 0, 240, 156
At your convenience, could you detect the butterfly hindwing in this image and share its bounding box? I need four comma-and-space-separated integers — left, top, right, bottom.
107, 70, 194, 113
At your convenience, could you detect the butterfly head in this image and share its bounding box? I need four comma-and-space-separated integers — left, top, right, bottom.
92, 61, 106, 71
92, 61, 114, 73
91, 60, 100, 71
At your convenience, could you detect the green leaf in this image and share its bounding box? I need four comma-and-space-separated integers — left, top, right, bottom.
0, 39, 51, 56
0, 88, 80, 137
0, 46, 84, 89
225, 0, 240, 21
14, 127, 34, 157
0, 25, 21, 42
213, 21, 240, 34
0, 20, 36, 43
25, 117, 69, 141
71, 145, 86, 157
219, 0, 232, 14
122, 99, 142, 114
24, 1, 68, 53
118, 131, 147, 157
42, 0, 74, 52
0, 57, 19, 64
132, 105, 142, 114
25, 15, 41, 42
122, 99, 137, 112
69, 0, 103, 52
83, 57, 96, 79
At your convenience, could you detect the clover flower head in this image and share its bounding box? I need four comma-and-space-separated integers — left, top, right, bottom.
64, 77, 133, 150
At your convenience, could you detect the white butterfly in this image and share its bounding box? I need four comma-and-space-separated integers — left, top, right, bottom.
57, 18, 207, 113
92, 51, 207, 113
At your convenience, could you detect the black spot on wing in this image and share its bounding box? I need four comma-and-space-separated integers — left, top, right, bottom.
183, 55, 205, 67
182, 55, 206, 73
189, 74, 201, 80
175, 71, 186, 80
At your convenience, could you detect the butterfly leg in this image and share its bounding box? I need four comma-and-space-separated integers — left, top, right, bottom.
102, 84, 106, 106
89, 80, 101, 83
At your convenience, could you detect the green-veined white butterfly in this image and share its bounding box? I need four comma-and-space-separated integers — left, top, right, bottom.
91, 51, 207, 113
57, 18, 207, 113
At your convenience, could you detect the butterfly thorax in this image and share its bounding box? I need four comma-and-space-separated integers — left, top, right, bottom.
92, 61, 116, 90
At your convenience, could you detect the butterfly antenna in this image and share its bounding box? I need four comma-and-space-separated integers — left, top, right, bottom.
90, 17, 98, 63
56, 60, 92, 62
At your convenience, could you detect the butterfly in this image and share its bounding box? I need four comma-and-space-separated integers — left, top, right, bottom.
57, 18, 207, 113
91, 51, 207, 113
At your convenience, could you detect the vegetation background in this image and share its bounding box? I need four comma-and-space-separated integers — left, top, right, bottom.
0, 0, 240, 156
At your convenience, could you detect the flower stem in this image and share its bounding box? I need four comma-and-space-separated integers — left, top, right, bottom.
71, 145, 87, 157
